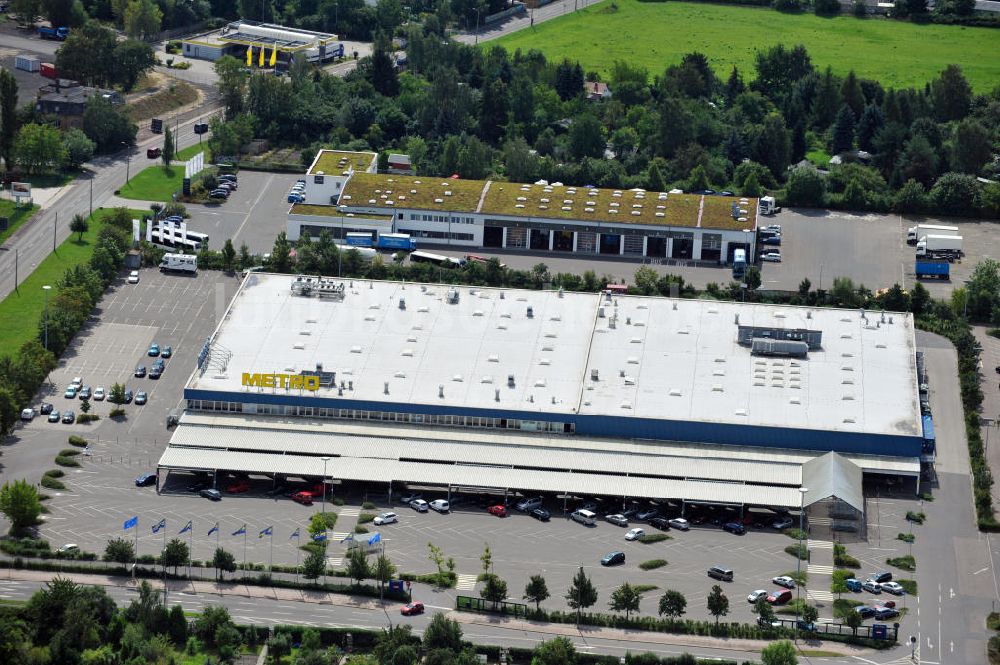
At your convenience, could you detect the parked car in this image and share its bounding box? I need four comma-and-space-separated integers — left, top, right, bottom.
217, 181, 237, 191
874, 607, 899, 620
400, 492, 422, 504
161, 346, 172, 358
210, 189, 231, 199
636, 508, 660, 521
218, 175, 238, 184
845, 578, 863, 592
862, 579, 882, 594
649, 517, 672, 531
400, 602, 424, 616
124, 389, 134, 403
767, 589, 793, 605
135, 473, 157, 487
772, 576, 796, 589
487, 505, 508, 518
429, 499, 450, 513
761, 235, 782, 246
624, 527, 645, 541
226, 480, 250, 493
601, 551, 625, 566
723, 522, 746, 535
20, 408, 35, 421
147, 147, 161, 159
48, 410, 61, 422
871, 571, 893, 584
530, 507, 551, 521
747, 589, 768, 603
200, 488, 222, 501
668, 518, 690, 531
149, 366, 162, 379
64, 386, 78, 398
62, 411, 75, 423
605, 513, 628, 527
57, 543, 79, 554
148, 343, 160, 356
39, 403, 53, 414
761, 224, 782, 233
410, 499, 429, 512
186, 480, 211, 493
880, 581, 905, 595
135, 366, 146, 378
291, 491, 314, 505
287, 192, 305, 203
78, 386, 91, 400
373, 512, 398, 525
854, 606, 876, 619
795, 620, 817, 633
761, 251, 782, 262
135, 391, 147, 405
127, 270, 140, 284
93, 387, 105, 401
772, 517, 795, 530
515, 496, 543, 512
873, 599, 896, 608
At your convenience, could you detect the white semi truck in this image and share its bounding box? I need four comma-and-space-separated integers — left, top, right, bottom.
906, 224, 958, 245
915, 235, 963, 259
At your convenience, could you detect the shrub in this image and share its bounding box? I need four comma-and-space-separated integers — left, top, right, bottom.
58, 449, 81, 457
55, 456, 81, 467
40, 476, 66, 490
77, 414, 100, 423
897, 533, 915, 543
833, 543, 860, 568
833, 598, 863, 616
109, 408, 126, 418
68, 435, 88, 447
639, 559, 668, 570
784, 570, 807, 586
906, 511, 926, 524
988, 611, 1000, 631
886, 555, 916, 571
354, 526, 369, 534
632, 584, 658, 593
638, 533, 671, 544
43, 469, 64, 478
333, 497, 345, 506
357, 512, 376, 524
361, 501, 376, 509
784, 544, 809, 560
897, 579, 918, 595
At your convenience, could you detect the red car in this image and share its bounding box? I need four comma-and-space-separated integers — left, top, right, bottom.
400, 602, 424, 616
226, 480, 250, 493
146, 147, 161, 159
487, 505, 507, 517
291, 491, 315, 505
873, 599, 896, 609
767, 589, 793, 605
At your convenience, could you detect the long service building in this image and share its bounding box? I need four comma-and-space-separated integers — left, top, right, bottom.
158, 273, 927, 523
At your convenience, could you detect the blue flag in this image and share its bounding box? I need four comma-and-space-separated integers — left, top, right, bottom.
152, 518, 166, 534
259, 526, 272, 538
208, 522, 219, 536
313, 532, 327, 542
340, 532, 354, 543
179, 520, 192, 535
233, 524, 246, 536
123, 516, 138, 531
289, 528, 300, 540
368, 532, 381, 546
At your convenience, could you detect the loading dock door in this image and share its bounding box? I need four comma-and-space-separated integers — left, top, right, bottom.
646, 237, 667, 257
483, 226, 503, 248
529, 229, 550, 250
599, 233, 621, 255
553, 230, 573, 251
671, 237, 693, 259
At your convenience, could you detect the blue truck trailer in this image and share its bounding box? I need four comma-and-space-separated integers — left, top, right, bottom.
38, 26, 69, 40
915, 260, 950, 280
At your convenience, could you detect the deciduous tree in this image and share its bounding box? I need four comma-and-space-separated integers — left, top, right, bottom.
565, 567, 598, 622
523, 574, 550, 611
608, 582, 641, 620
658, 589, 687, 619
706, 584, 729, 625
0, 479, 41, 532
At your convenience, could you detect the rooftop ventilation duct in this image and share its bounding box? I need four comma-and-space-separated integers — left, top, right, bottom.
751, 338, 809, 358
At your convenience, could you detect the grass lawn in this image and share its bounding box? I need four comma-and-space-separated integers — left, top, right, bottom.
0, 201, 40, 245
494, 0, 1000, 91
0, 208, 146, 353
118, 144, 211, 202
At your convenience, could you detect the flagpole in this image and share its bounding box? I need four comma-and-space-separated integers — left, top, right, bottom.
295, 532, 300, 583
162, 522, 168, 605
243, 530, 247, 574
269, 531, 273, 576
188, 526, 192, 579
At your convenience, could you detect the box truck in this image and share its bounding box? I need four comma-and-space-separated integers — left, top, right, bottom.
906, 224, 958, 245
915, 235, 963, 259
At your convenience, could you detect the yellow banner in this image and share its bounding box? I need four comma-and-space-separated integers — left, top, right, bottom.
258, 44, 265, 67
269, 46, 277, 67
242, 373, 321, 391
246, 45, 252, 66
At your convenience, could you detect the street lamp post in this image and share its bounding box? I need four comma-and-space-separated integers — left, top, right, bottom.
321, 456, 331, 514
122, 142, 131, 186
795, 486, 808, 641
42, 285, 52, 351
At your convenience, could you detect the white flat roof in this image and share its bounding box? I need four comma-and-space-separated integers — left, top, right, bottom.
189, 274, 920, 438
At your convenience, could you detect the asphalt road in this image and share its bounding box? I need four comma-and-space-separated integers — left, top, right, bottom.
455, 0, 605, 46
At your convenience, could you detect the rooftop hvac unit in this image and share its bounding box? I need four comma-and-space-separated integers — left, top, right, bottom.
750, 338, 809, 358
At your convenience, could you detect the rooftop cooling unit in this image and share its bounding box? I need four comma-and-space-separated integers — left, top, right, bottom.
750, 338, 809, 358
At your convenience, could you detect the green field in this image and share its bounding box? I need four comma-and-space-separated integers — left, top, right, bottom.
0, 208, 145, 353
118, 144, 211, 202
495, 0, 1000, 91
0, 201, 39, 245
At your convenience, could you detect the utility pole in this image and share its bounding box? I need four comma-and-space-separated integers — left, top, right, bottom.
53, 212, 57, 251
42, 285, 51, 350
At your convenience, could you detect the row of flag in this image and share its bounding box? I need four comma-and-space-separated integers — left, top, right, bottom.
123, 516, 382, 545
247, 44, 278, 68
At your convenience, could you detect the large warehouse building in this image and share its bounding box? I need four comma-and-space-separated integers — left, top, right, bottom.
158, 274, 926, 522
285, 150, 759, 262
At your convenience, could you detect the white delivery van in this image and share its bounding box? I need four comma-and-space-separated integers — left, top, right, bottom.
571, 509, 597, 526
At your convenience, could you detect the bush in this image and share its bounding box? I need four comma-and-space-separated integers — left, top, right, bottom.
55, 455, 81, 467
361, 501, 376, 509
782, 528, 807, 541
332, 497, 345, 506
357, 512, 376, 524
638, 533, 671, 544
897, 579, 918, 595
897, 533, 915, 543
40, 476, 67, 490
906, 511, 926, 524
784, 544, 809, 560
886, 555, 916, 571
43, 469, 65, 478
833, 543, 860, 568
58, 449, 81, 457
77, 414, 100, 423
988, 611, 1000, 631
639, 559, 668, 570
109, 408, 126, 418
0, 538, 51, 557
68, 435, 88, 447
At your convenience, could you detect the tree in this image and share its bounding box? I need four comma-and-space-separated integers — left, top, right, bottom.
215, 56, 249, 119
162, 125, 174, 167
565, 567, 598, 623
480, 543, 493, 575
70, 213, 89, 242
753, 597, 776, 624
741, 171, 763, 198
842, 606, 863, 635
831, 105, 855, 154
123, 0, 162, 40
755, 112, 791, 178
523, 574, 550, 612
162, 538, 189, 574
761, 640, 798, 665
13, 123, 66, 173
658, 589, 687, 619
346, 546, 370, 586
55, 21, 118, 87
554, 59, 583, 101
83, 96, 137, 152
103, 537, 135, 567
608, 582, 641, 620
929, 172, 982, 217
814, 0, 840, 13
931, 64, 971, 122
268, 632, 291, 663
270, 232, 292, 273
899, 135, 939, 187
569, 113, 605, 160
744, 265, 762, 291
784, 167, 826, 207
11, 0, 41, 26
302, 547, 327, 582
951, 119, 991, 175
212, 547, 236, 581
801, 604, 819, 624
706, 584, 729, 625
374, 552, 396, 593
0, 387, 19, 438
856, 105, 884, 153
422, 613, 463, 652
221, 239, 236, 272
0, 479, 42, 533
114, 39, 156, 91
368, 35, 400, 97
62, 128, 95, 169
532, 637, 577, 665
480, 573, 508, 609
893, 178, 927, 213
0, 68, 17, 170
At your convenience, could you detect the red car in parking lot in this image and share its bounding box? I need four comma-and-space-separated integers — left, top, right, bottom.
487, 505, 507, 517
400, 602, 424, 616
291, 491, 316, 505
226, 480, 250, 493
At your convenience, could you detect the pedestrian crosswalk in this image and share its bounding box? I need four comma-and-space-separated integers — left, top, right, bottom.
807, 589, 835, 601
326, 557, 343, 567
808, 539, 834, 549
455, 574, 479, 591
807, 564, 835, 575
330, 532, 351, 541
339, 507, 361, 517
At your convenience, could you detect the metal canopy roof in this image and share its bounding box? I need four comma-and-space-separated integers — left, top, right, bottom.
802, 452, 864, 513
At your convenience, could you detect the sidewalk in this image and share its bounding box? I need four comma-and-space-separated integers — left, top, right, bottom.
972, 326, 1000, 506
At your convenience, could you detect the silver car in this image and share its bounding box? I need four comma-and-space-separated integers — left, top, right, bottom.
605, 513, 628, 527
410, 499, 429, 512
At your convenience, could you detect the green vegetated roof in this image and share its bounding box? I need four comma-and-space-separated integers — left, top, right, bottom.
701, 194, 758, 231
340, 173, 487, 213
290, 203, 392, 220
310, 150, 377, 175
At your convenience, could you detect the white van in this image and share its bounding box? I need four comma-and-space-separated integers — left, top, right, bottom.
571, 509, 597, 526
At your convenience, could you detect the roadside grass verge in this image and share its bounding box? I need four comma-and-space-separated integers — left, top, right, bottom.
0, 201, 40, 245
118, 145, 211, 202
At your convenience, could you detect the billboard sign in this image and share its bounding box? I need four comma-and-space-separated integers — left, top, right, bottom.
11, 182, 31, 199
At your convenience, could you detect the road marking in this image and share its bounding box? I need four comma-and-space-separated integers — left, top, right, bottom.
339, 508, 360, 517
807, 539, 833, 549
806, 564, 834, 575
455, 574, 478, 591
330, 533, 351, 541
806, 589, 834, 601
326, 558, 343, 567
